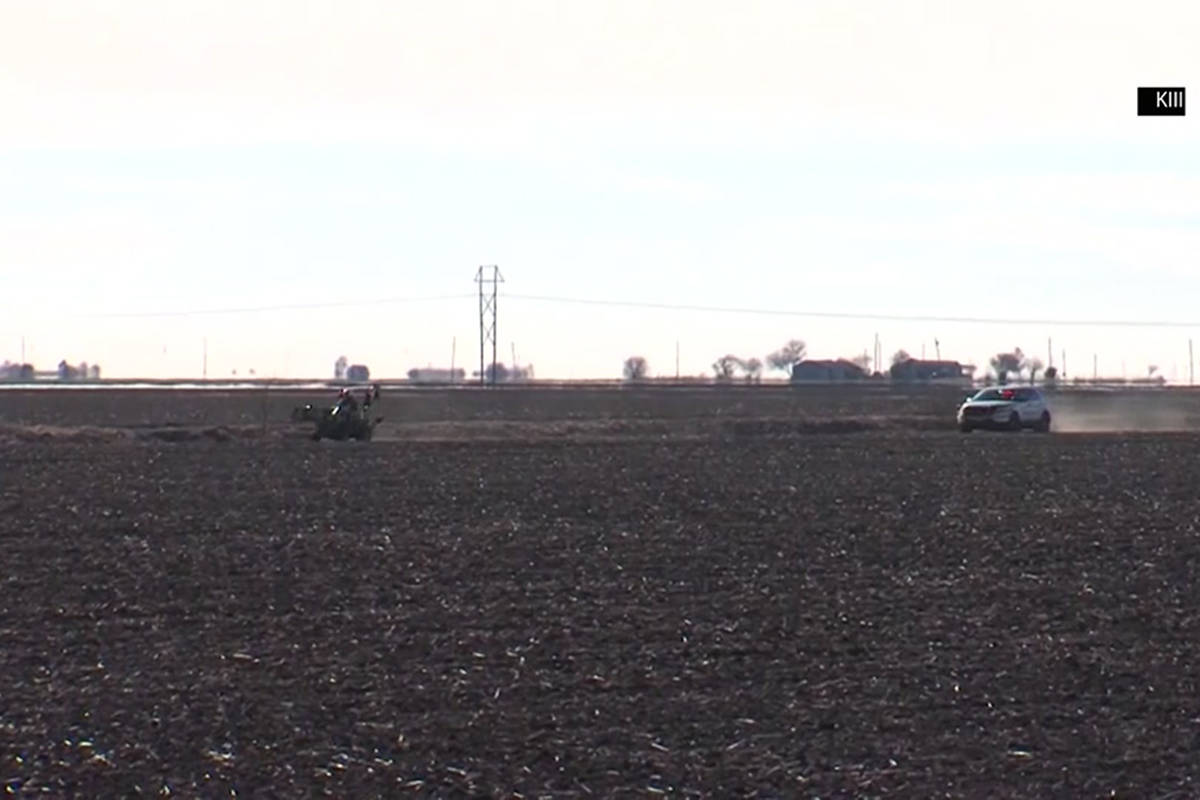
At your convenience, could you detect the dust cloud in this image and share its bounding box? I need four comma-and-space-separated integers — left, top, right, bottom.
1049, 391, 1200, 433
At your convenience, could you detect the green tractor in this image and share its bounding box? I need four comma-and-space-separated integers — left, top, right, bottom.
293, 385, 382, 441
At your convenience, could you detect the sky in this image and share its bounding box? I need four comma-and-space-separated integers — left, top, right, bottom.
2, 0, 1198, 380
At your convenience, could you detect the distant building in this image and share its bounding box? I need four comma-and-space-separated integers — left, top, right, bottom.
890, 358, 974, 382
346, 364, 370, 382
471, 363, 534, 383
52, 360, 101, 381
790, 359, 868, 382
407, 367, 466, 384
0, 362, 34, 380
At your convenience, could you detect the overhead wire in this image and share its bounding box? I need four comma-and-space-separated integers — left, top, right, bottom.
80, 293, 477, 319
503, 293, 1200, 329
69, 290, 1199, 329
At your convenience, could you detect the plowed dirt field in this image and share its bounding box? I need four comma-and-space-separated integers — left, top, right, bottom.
2, 389, 1199, 796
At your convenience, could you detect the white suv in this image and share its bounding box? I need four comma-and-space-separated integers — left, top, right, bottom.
957, 387, 1051, 433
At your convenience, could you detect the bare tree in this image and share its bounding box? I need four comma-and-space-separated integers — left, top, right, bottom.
741, 357, 763, 383
1026, 357, 1044, 383
766, 339, 807, 377
712, 354, 740, 382
1044, 365, 1059, 382
850, 352, 872, 372
891, 348, 911, 366
623, 355, 649, 381
334, 355, 349, 380
990, 347, 1025, 385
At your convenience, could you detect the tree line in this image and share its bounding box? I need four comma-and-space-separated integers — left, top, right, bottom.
622, 341, 1074, 383
624, 339, 833, 382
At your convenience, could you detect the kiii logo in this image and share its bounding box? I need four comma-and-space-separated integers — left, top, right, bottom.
1138, 87, 1185, 116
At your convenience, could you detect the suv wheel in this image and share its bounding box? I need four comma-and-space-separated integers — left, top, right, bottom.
1008, 412, 1022, 431
1035, 412, 1051, 433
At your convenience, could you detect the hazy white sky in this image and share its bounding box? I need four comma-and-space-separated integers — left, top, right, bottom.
2, 1, 1198, 379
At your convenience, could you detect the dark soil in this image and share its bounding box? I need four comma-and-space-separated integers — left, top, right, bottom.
3, 421, 1200, 796
0, 385, 967, 428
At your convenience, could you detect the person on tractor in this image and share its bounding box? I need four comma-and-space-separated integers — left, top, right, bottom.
364, 384, 380, 410
335, 387, 359, 415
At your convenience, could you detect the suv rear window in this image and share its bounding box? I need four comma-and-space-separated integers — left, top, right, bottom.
972, 388, 1039, 402
972, 389, 1016, 401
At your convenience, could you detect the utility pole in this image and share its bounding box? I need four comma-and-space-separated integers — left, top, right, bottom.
1190, 339, 1194, 386
511, 342, 517, 373
934, 338, 941, 360
675, 340, 680, 380
1093, 353, 1098, 381
1047, 337, 1052, 369
450, 336, 457, 383
475, 265, 503, 386
202, 338, 208, 380
1062, 349, 1067, 378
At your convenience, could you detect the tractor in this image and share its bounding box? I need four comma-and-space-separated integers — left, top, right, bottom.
293, 385, 382, 441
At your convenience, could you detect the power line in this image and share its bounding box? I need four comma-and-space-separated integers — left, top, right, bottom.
504, 293, 1200, 329
80, 293, 476, 319
67, 289, 1200, 329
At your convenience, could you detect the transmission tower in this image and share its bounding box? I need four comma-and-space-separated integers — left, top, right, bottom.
475, 265, 504, 385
